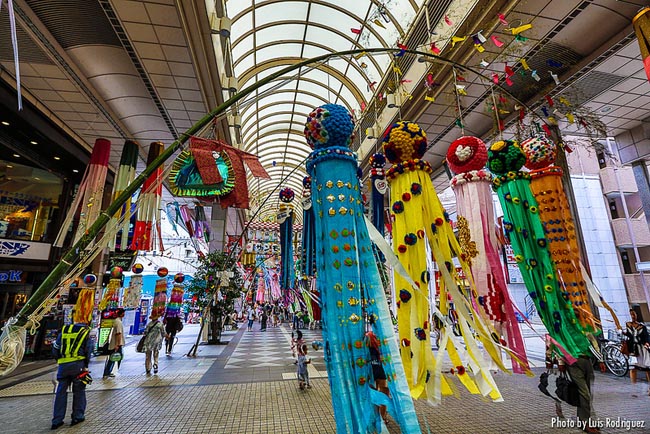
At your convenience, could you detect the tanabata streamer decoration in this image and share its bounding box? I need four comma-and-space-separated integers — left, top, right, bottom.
447, 136, 529, 374
305, 104, 420, 434
166, 282, 184, 318
633, 7, 650, 83
279, 188, 295, 296
98, 278, 120, 312
369, 153, 387, 232
73, 288, 95, 323
384, 121, 505, 404
131, 142, 164, 252
55, 138, 110, 247
521, 136, 597, 332
122, 272, 142, 309
182, 137, 270, 209
300, 176, 316, 277
487, 139, 591, 357
108, 140, 138, 250
152, 278, 168, 319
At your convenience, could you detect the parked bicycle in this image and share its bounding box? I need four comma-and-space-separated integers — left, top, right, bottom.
592, 336, 629, 377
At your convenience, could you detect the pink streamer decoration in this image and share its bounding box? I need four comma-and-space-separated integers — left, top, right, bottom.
492, 73, 499, 84
491, 35, 504, 47
505, 76, 513, 86
497, 13, 508, 26
444, 15, 452, 26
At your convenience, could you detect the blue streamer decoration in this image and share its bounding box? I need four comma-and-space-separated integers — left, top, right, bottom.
305, 104, 420, 434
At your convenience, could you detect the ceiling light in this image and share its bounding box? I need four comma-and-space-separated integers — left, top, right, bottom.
1, 121, 9, 126
600, 106, 612, 113
34, 177, 40, 180
30, 141, 37, 145
6, 165, 12, 168
54, 156, 61, 160
73, 169, 79, 173
12, 154, 20, 158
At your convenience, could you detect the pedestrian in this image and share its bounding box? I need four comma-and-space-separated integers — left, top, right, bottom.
246, 305, 255, 332
546, 335, 599, 433
260, 306, 268, 331
624, 309, 650, 396
143, 314, 166, 375
103, 308, 125, 379
296, 343, 311, 390
272, 303, 280, 327
51, 310, 92, 430
366, 331, 389, 423
164, 314, 182, 355
291, 330, 304, 358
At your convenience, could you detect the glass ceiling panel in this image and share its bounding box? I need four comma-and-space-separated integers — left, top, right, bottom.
221, 0, 425, 222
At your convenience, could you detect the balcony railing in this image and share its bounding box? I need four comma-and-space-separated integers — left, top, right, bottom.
599, 166, 637, 196
611, 217, 650, 247
623, 273, 649, 303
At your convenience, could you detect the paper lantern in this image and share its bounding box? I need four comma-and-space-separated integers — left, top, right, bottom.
157, 267, 169, 277
110, 266, 123, 279
131, 263, 144, 274
83, 274, 97, 285
174, 272, 185, 283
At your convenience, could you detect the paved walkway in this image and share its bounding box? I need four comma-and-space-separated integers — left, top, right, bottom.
1, 323, 649, 433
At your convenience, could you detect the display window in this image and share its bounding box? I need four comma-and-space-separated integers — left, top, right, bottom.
0, 159, 63, 242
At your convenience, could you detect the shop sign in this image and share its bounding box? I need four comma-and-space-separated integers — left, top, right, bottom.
107, 250, 137, 270
0, 269, 26, 283
0, 239, 51, 261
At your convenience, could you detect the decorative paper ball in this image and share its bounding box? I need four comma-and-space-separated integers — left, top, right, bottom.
174, 273, 185, 283
304, 104, 355, 149
302, 176, 311, 189
521, 136, 557, 170
131, 263, 144, 274
446, 136, 488, 174
83, 274, 97, 285
382, 121, 428, 163
157, 267, 169, 277
110, 267, 123, 279
279, 187, 295, 203
369, 153, 386, 168
487, 140, 526, 175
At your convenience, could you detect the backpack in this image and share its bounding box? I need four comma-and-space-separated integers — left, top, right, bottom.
555, 372, 580, 407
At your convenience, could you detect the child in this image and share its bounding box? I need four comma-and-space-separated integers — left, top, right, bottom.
296, 343, 311, 390
291, 330, 304, 358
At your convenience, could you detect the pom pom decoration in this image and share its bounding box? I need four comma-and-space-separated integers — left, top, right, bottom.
446, 136, 488, 174
279, 187, 295, 203
110, 267, 123, 279
174, 273, 185, 283
382, 121, 428, 163
131, 263, 144, 274
157, 267, 169, 277
521, 136, 557, 170
83, 274, 97, 285
487, 140, 526, 175
304, 104, 355, 149
302, 176, 312, 189
369, 152, 386, 168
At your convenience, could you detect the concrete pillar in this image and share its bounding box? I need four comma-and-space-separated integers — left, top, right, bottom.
209, 205, 228, 253
632, 161, 650, 227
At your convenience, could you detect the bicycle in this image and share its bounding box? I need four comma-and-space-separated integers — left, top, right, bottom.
592, 337, 629, 377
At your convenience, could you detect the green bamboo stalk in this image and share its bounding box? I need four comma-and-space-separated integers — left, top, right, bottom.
13, 47, 545, 328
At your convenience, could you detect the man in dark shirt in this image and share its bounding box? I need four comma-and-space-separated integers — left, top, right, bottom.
51, 313, 92, 430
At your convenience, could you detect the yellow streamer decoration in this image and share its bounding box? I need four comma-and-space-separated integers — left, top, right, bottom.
520, 59, 531, 70
510, 23, 532, 35
451, 35, 467, 48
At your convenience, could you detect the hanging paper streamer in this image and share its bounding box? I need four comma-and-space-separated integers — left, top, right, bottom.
487, 140, 591, 357
2, 0, 22, 110
633, 8, 650, 82
383, 121, 505, 404
131, 142, 164, 251
520, 136, 598, 332
108, 140, 138, 251
193, 205, 210, 243
98, 279, 121, 312
256, 271, 266, 303
166, 275, 185, 319
446, 136, 529, 374
55, 138, 110, 247
152, 278, 168, 319
73, 288, 95, 324
279, 188, 295, 298
123, 263, 144, 309
369, 153, 387, 233
300, 176, 316, 277
305, 104, 420, 434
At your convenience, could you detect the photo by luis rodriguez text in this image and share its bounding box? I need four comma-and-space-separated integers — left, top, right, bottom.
551, 416, 646, 431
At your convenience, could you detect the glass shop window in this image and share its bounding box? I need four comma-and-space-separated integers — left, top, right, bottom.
0, 160, 63, 242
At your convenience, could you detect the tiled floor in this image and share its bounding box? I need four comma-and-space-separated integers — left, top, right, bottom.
1, 323, 649, 433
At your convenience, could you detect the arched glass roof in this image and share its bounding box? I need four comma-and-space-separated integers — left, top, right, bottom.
224, 0, 425, 219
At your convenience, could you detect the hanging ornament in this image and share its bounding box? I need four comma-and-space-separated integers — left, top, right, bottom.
110, 267, 123, 279
157, 267, 169, 278
132, 263, 144, 274
83, 274, 97, 285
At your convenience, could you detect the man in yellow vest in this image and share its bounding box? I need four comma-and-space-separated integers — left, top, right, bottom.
51, 311, 92, 430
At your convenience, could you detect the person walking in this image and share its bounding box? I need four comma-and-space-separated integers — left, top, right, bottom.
103, 308, 125, 379
164, 314, 182, 355
260, 306, 268, 332
51, 311, 92, 430
367, 331, 389, 423
624, 309, 650, 396
296, 343, 311, 390
143, 314, 166, 375
246, 305, 255, 332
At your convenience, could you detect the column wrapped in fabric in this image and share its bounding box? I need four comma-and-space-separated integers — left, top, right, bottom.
305, 104, 420, 434
487, 139, 591, 357
279, 188, 295, 301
